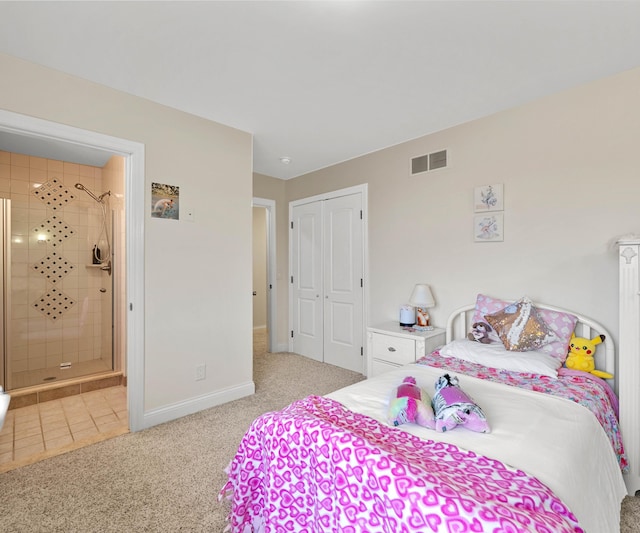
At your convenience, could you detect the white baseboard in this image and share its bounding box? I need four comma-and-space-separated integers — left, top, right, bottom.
275, 342, 288, 353
140, 381, 255, 430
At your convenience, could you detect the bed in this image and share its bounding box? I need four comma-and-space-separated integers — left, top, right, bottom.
220, 295, 628, 532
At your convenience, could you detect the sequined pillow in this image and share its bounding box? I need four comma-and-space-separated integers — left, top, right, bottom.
485, 297, 559, 352
471, 294, 578, 364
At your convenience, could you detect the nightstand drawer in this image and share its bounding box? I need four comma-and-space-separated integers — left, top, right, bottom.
371, 359, 402, 376
370, 333, 416, 365
367, 323, 446, 378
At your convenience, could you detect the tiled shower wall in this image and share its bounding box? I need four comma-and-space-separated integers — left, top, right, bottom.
0, 150, 117, 389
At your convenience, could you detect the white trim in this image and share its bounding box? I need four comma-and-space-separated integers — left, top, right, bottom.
0, 109, 146, 432
141, 381, 255, 430
288, 183, 369, 368
252, 197, 277, 353
289, 183, 366, 207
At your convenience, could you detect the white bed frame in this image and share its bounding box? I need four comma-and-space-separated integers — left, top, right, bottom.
618, 238, 640, 496
445, 302, 616, 388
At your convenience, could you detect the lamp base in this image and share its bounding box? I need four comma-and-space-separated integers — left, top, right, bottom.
415, 307, 431, 328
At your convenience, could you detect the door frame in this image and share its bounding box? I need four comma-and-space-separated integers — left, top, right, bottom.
0, 109, 146, 432
252, 197, 277, 353
288, 184, 369, 364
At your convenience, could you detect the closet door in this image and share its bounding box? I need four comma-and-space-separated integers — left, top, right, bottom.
323, 194, 363, 373
290, 191, 364, 373
291, 201, 323, 361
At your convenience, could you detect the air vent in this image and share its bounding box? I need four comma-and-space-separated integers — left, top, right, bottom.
411, 155, 429, 175
410, 149, 448, 176
429, 150, 447, 170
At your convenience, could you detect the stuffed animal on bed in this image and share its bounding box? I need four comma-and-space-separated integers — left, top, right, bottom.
565, 333, 613, 379
467, 322, 493, 344
388, 376, 435, 428
432, 374, 490, 433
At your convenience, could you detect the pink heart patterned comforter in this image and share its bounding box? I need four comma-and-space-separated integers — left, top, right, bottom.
220, 395, 582, 532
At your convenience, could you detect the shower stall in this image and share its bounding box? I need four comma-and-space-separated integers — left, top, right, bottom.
0, 153, 122, 392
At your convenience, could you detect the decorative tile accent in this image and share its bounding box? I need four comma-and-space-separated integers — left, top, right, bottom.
32, 215, 76, 247
32, 178, 77, 210
32, 251, 75, 284
32, 288, 76, 321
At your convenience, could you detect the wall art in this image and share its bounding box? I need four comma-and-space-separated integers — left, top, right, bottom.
474, 212, 504, 242
474, 184, 503, 212
151, 182, 180, 220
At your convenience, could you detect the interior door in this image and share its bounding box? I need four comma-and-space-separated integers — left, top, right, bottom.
323, 194, 363, 373
291, 201, 323, 361
291, 192, 364, 373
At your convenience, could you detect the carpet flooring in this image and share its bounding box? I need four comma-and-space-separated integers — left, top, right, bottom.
0, 338, 638, 532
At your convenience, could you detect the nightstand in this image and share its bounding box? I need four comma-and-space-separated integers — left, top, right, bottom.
367, 322, 446, 377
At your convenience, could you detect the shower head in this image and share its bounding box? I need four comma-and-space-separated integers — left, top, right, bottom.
74, 183, 110, 203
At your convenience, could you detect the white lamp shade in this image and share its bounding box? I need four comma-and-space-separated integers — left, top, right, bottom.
408, 284, 435, 308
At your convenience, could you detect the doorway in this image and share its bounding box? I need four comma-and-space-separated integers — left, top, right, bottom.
252, 198, 276, 354
0, 109, 145, 432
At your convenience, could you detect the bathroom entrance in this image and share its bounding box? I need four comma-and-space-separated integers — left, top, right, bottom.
0, 108, 145, 433
0, 151, 125, 392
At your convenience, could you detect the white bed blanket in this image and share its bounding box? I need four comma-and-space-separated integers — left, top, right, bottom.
327, 364, 627, 533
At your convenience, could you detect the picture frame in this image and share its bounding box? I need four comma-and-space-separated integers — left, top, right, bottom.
474, 184, 504, 212
151, 182, 180, 220
474, 212, 504, 242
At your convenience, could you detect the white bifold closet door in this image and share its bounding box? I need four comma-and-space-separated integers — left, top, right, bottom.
291, 192, 364, 374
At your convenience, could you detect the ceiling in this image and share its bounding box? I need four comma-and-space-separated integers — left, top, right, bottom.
1, 1, 640, 180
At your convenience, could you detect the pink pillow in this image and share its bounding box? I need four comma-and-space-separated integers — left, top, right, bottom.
471, 294, 577, 364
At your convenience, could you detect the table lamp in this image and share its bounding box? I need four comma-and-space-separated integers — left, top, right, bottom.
409, 284, 435, 330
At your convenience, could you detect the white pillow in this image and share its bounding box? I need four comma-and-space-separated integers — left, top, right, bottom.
438, 339, 559, 378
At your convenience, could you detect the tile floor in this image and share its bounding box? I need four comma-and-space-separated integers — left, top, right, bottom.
0, 385, 128, 473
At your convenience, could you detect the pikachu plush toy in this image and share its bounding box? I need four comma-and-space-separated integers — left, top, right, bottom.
565, 332, 613, 379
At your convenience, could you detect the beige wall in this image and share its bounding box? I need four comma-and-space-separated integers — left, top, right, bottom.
257, 66, 640, 367
1, 53, 254, 415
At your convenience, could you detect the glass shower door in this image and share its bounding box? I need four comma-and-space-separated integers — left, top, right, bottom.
0, 199, 7, 391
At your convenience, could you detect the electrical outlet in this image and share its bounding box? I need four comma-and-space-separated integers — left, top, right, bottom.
195, 364, 206, 381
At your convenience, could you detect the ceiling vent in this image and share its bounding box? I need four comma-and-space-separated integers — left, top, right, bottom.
410, 149, 447, 176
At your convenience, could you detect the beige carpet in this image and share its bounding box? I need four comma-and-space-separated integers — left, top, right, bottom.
0, 342, 638, 532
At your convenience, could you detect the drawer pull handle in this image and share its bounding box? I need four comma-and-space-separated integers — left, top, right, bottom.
387, 347, 396, 352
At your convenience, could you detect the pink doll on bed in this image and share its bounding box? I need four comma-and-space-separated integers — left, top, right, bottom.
432, 374, 490, 433
388, 376, 435, 428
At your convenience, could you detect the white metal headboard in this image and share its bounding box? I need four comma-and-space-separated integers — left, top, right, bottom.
446, 302, 616, 386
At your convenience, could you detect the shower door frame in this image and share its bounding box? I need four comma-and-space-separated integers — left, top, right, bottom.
0, 199, 8, 390
0, 109, 146, 432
